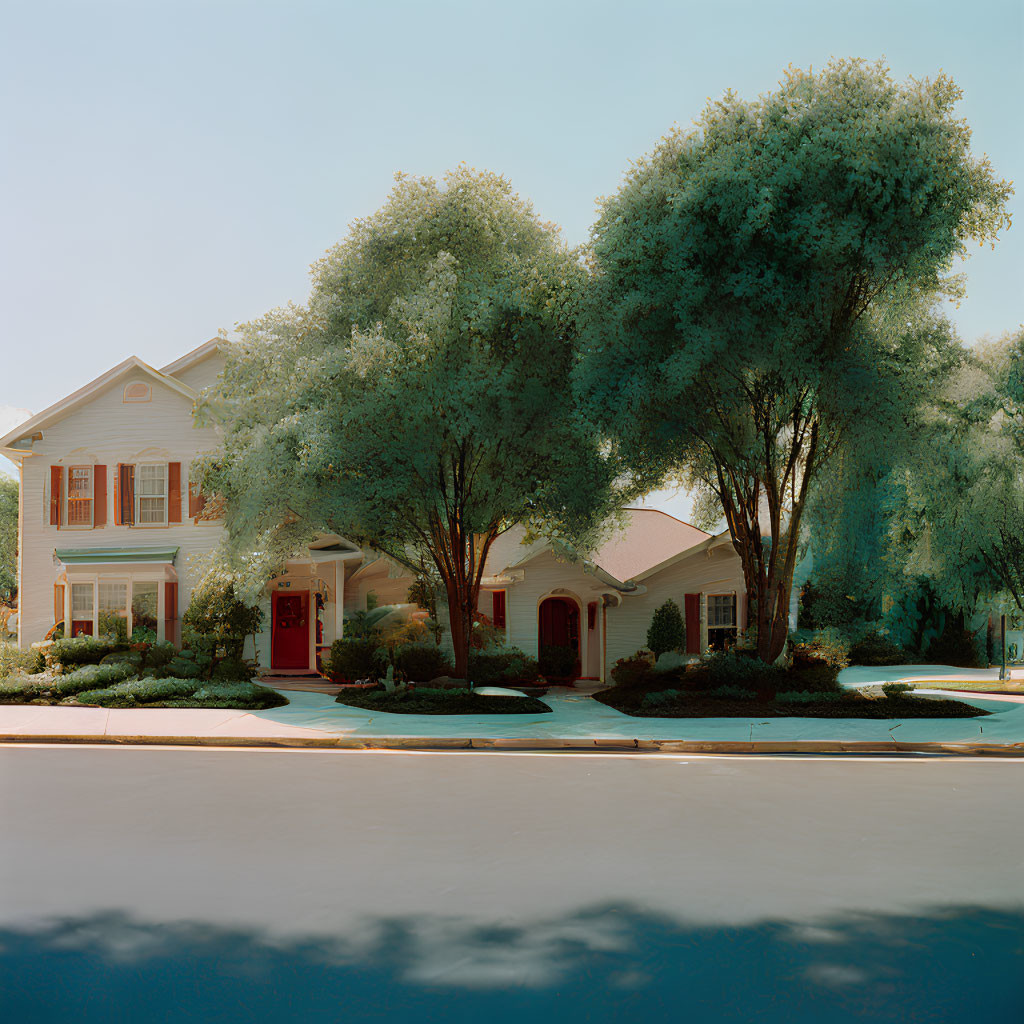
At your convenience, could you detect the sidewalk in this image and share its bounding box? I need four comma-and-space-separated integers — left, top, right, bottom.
2, 683, 1023, 755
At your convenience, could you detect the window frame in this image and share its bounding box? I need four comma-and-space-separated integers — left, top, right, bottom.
64, 574, 167, 640
134, 462, 169, 527
706, 592, 739, 652
64, 465, 95, 530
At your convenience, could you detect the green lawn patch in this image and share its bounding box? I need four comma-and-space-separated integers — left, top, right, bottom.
336, 686, 552, 715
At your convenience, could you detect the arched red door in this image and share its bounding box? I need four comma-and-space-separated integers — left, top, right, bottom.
538, 596, 581, 680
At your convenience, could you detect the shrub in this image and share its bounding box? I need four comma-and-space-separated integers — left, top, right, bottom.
467, 646, 539, 686
922, 618, 983, 668
394, 642, 453, 682
100, 650, 144, 671
789, 627, 851, 669
211, 656, 256, 681
776, 690, 844, 704
610, 653, 657, 690
51, 662, 135, 696
182, 570, 263, 668
641, 688, 681, 708
538, 644, 577, 680
848, 630, 910, 667
329, 638, 383, 682
646, 599, 685, 658
0, 640, 41, 677
704, 649, 786, 688
882, 682, 915, 699
470, 612, 506, 650
97, 611, 129, 643
707, 684, 757, 700
47, 636, 123, 670
162, 654, 205, 679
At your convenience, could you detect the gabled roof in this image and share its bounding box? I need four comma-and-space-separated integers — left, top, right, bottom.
632, 528, 735, 583
160, 338, 224, 378
588, 509, 710, 581
493, 509, 711, 589
0, 356, 197, 455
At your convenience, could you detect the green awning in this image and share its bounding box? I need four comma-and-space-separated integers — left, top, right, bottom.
56, 546, 179, 565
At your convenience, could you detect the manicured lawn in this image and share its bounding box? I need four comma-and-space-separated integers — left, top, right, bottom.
336, 686, 552, 715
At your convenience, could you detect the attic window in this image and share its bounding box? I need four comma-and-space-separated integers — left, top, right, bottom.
123, 382, 152, 403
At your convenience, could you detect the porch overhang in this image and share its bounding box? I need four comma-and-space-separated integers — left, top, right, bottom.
55, 546, 180, 565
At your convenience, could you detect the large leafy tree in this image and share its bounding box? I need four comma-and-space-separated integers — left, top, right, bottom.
200, 168, 615, 678
578, 59, 1011, 663
0, 475, 17, 603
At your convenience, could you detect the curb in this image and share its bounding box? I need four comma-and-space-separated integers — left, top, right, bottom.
1, 733, 1023, 756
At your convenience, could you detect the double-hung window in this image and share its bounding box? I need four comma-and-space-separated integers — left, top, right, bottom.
70, 582, 95, 637
137, 464, 168, 525
65, 467, 94, 527
707, 594, 738, 652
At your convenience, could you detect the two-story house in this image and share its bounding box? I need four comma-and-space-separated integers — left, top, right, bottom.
2, 339, 751, 680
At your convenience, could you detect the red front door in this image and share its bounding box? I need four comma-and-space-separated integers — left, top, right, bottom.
538, 597, 581, 678
272, 591, 310, 670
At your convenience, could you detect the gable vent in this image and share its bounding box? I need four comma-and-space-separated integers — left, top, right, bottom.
123, 382, 152, 403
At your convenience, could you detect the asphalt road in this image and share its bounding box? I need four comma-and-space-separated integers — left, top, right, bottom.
2, 747, 1023, 1022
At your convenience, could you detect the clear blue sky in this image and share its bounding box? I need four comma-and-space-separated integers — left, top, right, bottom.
2, 0, 1021, 496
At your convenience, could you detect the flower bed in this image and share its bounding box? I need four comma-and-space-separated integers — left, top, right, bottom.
336, 686, 551, 715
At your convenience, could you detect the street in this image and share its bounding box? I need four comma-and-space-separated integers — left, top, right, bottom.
2, 747, 1023, 1022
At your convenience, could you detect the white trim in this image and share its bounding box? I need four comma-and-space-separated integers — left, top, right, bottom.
159, 338, 223, 377
135, 462, 169, 527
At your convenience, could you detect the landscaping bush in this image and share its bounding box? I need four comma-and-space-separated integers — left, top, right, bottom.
182, 570, 263, 669
394, 642, 453, 682
776, 690, 845, 704
51, 662, 134, 696
848, 630, 911, 667
75, 677, 285, 709
467, 646, 540, 686
162, 651, 206, 679
646, 599, 685, 658
97, 611, 129, 643
789, 627, 851, 669
0, 640, 41, 677
0, 674, 49, 700
882, 682, 915, 699
538, 644, 577, 680
708, 684, 757, 700
328, 637, 383, 682
211, 656, 256, 681
640, 688, 681, 708
922, 618, 983, 668
610, 652, 657, 690
47, 635, 123, 670
704, 649, 787, 689
469, 612, 506, 650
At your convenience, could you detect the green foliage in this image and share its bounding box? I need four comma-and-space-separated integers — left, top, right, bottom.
199, 166, 621, 680
0, 641, 40, 677
640, 688, 681, 708
75, 677, 284, 709
47, 635, 123, 670
789, 627, 851, 669
343, 605, 404, 640
182, 569, 263, 670
882, 683, 915, 699
848, 630, 910, 667
0, 674, 49, 700
922, 616, 983, 668
707, 685, 757, 700
610, 653, 657, 690
703, 649, 784, 689
97, 611, 129, 642
0, 476, 17, 602
211, 657, 255, 681
393, 642, 453, 682
467, 645, 539, 686
646, 599, 685, 658
469, 613, 505, 650
538, 644, 577, 680
776, 690, 845, 704
51, 662, 135, 695
578, 59, 1011, 665
328, 638, 383, 682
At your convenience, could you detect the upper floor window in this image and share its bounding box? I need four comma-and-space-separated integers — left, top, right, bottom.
66, 467, 94, 527
137, 464, 168, 524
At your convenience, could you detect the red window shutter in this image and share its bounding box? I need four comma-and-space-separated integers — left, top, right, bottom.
492, 590, 506, 629
93, 466, 107, 527
188, 479, 206, 519
116, 464, 135, 525
53, 583, 65, 626
164, 581, 178, 646
684, 594, 701, 654
49, 466, 63, 526
168, 462, 182, 523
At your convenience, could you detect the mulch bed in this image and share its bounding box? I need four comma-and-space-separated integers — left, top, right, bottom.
594, 689, 991, 719
335, 688, 552, 715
